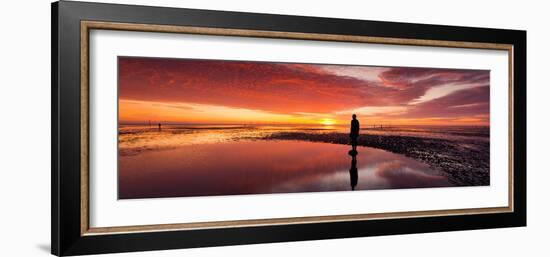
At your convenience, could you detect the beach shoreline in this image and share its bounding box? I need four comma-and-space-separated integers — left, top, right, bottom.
261, 132, 489, 186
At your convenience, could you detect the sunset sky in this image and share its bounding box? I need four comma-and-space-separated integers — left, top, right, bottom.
118, 57, 490, 126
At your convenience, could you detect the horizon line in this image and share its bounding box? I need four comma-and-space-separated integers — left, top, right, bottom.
119, 122, 490, 127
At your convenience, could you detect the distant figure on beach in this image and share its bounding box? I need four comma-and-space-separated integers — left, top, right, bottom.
158, 123, 161, 130
350, 114, 360, 151
349, 150, 358, 190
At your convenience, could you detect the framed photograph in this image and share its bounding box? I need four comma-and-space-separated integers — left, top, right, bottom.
52, 1, 526, 256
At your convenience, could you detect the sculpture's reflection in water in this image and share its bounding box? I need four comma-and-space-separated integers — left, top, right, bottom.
348, 149, 358, 190
348, 113, 360, 190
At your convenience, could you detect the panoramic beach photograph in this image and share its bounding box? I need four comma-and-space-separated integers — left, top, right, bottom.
117, 56, 490, 200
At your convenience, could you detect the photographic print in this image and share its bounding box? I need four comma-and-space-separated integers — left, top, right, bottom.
117, 57, 490, 199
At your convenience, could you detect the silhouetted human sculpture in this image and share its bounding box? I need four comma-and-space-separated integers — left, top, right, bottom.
158, 123, 162, 131
349, 150, 358, 190
349, 114, 360, 152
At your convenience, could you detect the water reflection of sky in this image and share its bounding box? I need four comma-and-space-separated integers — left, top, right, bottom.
119, 140, 450, 199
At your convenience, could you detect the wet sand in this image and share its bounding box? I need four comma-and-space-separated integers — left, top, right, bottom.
261, 132, 489, 186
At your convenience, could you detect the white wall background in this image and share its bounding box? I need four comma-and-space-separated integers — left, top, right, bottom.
0, 0, 547, 256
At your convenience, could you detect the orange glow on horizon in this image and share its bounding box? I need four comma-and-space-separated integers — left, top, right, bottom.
119, 99, 488, 126
120, 99, 333, 125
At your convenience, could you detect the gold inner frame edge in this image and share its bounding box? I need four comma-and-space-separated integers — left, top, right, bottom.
80, 20, 515, 236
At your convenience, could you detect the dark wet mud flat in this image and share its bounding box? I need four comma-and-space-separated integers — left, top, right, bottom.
261, 132, 489, 186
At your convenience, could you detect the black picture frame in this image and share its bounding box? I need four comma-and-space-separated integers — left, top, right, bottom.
52, 1, 526, 256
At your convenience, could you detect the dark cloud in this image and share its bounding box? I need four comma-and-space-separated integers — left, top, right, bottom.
404, 86, 490, 119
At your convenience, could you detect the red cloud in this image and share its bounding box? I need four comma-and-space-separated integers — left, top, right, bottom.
118, 57, 489, 119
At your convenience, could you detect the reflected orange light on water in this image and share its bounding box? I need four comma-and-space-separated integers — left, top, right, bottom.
119, 140, 450, 199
